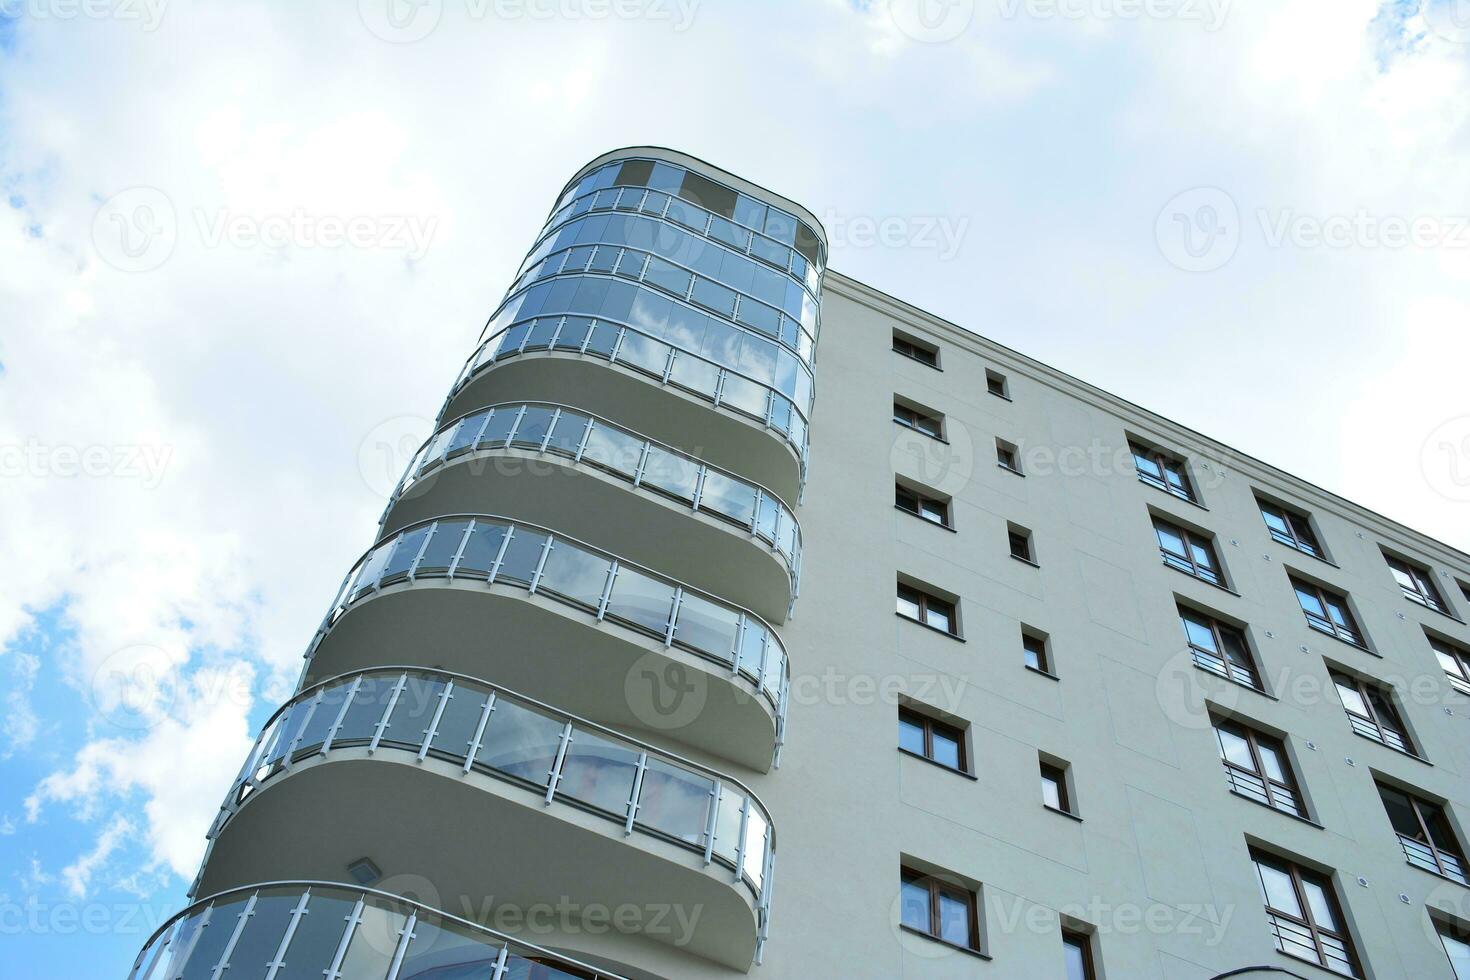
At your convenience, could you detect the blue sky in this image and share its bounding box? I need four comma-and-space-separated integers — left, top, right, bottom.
1, 1, 1468, 976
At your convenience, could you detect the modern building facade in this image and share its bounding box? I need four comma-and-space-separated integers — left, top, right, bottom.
129, 148, 1470, 979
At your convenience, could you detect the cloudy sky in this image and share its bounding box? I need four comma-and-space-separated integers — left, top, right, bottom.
1, 0, 1468, 974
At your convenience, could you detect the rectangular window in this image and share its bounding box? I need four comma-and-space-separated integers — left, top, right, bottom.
1179, 606, 1262, 690
893, 333, 939, 368
897, 582, 958, 636
1213, 716, 1305, 817
1292, 577, 1366, 648
896, 484, 951, 528
899, 708, 967, 773
1023, 630, 1051, 674
1332, 671, 1415, 756
1437, 918, 1470, 980
1432, 635, 1470, 697
1383, 552, 1449, 614
894, 401, 943, 439
900, 868, 980, 951
996, 439, 1021, 473
1040, 761, 1074, 815
1377, 782, 1468, 885
1009, 526, 1035, 564
1130, 440, 1197, 502
1250, 850, 1361, 977
1154, 518, 1224, 586
986, 370, 1009, 399
1062, 930, 1096, 980
1258, 497, 1323, 558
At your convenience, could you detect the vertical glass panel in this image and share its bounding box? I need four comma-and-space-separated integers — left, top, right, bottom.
380, 676, 447, 751
930, 729, 961, 770
1255, 859, 1303, 918
1182, 613, 1218, 652
218, 889, 298, 978
557, 728, 640, 816
605, 567, 677, 636
395, 912, 501, 979
742, 806, 768, 886
901, 875, 931, 933
1334, 679, 1369, 716
478, 699, 563, 788
1256, 742, 1288, 783
1216, 726, 1254, 769
737, 622, 766, 679
615, 330, 669, 378
719, 373, 768, 420
522, 318, 559, 351
1064, 936, 1090, 980
584, 321, 619, 356
543, 411, 588, 456
336, 898, 408, 980
1440, 927, 1470, 979
274, 892, 356, 980
899, 715, 925, 755
380, 527, 430, 583
494, 527, 548, 587
510, 406, 556, 449
297, 683, 352, 753
937, 891, 971, 947
579, 422, 643, 478
152, 911, 205, 980
1042, 773, 1062, 810
427, 683, 489, 760
640, 446, 699, 502
1295, 586, 1327, 619
711, 785, 743, 865
263, 701, 313, 770
637, 759, 713, 847
673, 592, 740, 660
553, 315, 592, 350
667, 350, 720, 397
416, 521, 468, 575
445, 414, 487, 457
1301, 879, 1339, 932
698, 471, 756, 526
536, 541, 611, 610
454, 522, 507, 579
348, 543, 394, 600
129, 920, 178, 980
335, 675, 394, 746
177, 897, 250, 980
478, 407, 518, 448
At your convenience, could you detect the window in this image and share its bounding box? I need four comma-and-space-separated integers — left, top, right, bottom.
1062, 931, 1096, 980
897, 582, 958, 636
1213, 716, 1305, 817
1023, 630, 1051, 674
1258, 497, 1323, 558
1461, 581, 1470, 606
1292, 577, 1366, 648
1437, 918, 1470, 980
1377, 782, 1468, 885
1432, 635, 1470, 696
1009, 525, 1035, 564
1154, 518, 1224, 587
893, 333, 938, 368
996, 439, 1021, 473
1130, 440, 1197, 502
1383, 552, 1450, 614
900, 868, 980, 951
896, 484, 950, 528
893, 400, 943, 439
1179, 606, 1262, 690
899, 708, 966, 772
1040, 760, 1074, 815
1250, 850, 1361, 977
1331, 671, 1415, 755
985, 369, 1009, 399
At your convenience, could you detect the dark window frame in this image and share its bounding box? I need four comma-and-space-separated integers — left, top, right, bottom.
896, 483, 952, 529
1331, 670, 1416, 756
1377, 782, 1468, 885
1062, 929, 1097, 980
897, 582, 959, 636
1023, 631, 1051, 674
1129, 440, 1198, 503
893, 400, 944, 440
1009, 526, 1036, 564
1291, 576, 1368, 649
900, 867, 982, 952
899, 707, 968, 773
1154, 517, 1225, 587
1179, 606, 1263, 691
985, 370, 1009, 399
1435, 916, 1470, 978
1040, 761, 1074, 815
1213, 716, 1306, 818
892, 333, 939, 368
1250, 850, 1362, 978
1431, 635, 1470, 697
1258, 497, 1324, 559
1383, 551, 1450, 615
996, 438, 1022, 474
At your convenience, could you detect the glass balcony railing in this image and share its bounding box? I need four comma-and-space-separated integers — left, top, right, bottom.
451, 316, 809, 467
129, 881, 629, 980
211, 668, 776, 924
312, 513, 790, 750
393, 402, 801, 592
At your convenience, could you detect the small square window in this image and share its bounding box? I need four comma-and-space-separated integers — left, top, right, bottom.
1008, 526, 1035, 564
1292, 576, 1368, 649
996, 439, 1021, 474
986, 370, 1009, 399
1382, 550, 1450, 615
1040, 760, 1074, 815
1154, 517, 1226, 587
1257, 495, 1324, 559
1022, 631, 1051, 674
1430, 634, 1470, 697
897, 582, 959, 636
893, 333, 939, 368
894, 400, 944, 440
898, 707, 967, 773
896, 483, 951, 528
1130, 439, 1198, 503
900, 867, 981, 952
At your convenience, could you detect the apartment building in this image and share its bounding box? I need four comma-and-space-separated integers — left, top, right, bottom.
128, 148, 1470, 979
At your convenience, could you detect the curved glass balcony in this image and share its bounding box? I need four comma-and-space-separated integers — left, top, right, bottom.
202, 669, 774, 969
130, 881, 629, 980
307, 513, 790, 769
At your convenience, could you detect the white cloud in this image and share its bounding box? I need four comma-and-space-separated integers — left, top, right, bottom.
60, 815, 134, 899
